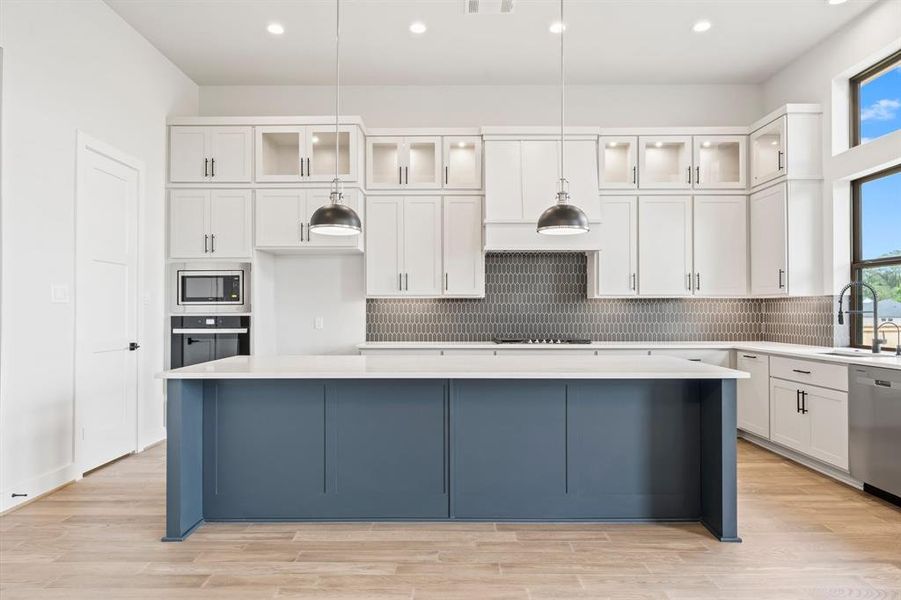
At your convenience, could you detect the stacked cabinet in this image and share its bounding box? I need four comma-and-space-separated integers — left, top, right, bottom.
366, 196, 483, 297
255, 125, 358, 183
629, 135, 746, 190
366, 136, 482, 190
254, 189, 364, 252
169, 189, 252, 259
170, 126, 253, 183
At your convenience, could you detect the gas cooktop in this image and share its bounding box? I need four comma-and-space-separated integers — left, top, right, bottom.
492, 338, 592, 345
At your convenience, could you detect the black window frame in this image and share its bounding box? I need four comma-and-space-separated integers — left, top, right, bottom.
850, 49, 901, 147
850, 163, 901, 350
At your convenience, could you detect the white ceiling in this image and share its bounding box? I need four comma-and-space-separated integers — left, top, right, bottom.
106, 0, 877, 86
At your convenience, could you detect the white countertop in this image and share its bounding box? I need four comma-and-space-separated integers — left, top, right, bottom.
159, 354, 750, 380
357, 341, 901, 371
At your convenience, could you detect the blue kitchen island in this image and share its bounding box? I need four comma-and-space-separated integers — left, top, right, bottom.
159, 354, 748, 542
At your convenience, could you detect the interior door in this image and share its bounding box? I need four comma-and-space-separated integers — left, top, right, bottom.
207, 126, 253, 182
75, 136, 140, 472
443, 196, 484, 296
750, 183, 788, 295
770, 378, 809, 454
209, 189, 251, 258
403, 197, 443, 295
169, 190, 209, 258
169, 126, 207, 182
254, 189, 303, 247
594, 196, 638, 296
365, 197, 404, 295
638, 196, 692, 296
693, 195, 748, 296
521, 141, 559, 220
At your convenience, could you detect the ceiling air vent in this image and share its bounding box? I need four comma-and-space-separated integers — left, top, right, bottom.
464, 0, 514, 15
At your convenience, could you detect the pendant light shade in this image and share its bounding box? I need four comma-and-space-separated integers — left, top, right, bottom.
537, 0, 589, 236
308, 0, 362, 237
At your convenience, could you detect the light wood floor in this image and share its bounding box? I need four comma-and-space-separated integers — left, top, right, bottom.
1, 440, 899, 599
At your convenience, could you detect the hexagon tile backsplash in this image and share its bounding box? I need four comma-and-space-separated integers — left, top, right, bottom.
366, 253, 836, 346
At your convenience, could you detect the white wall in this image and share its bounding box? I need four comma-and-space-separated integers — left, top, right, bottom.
200, 84, 764, 128
0, 0, 198, 511
762, 0, 901, 295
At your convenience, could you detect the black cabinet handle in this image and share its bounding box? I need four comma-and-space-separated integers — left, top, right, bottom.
796, 389, 801, 413
204, 234, 208, 253
687, 166, 692, 184
445, 273, 449, 291
405, 272, 409, 291
445, 166, 449, 185
631, 273, 636, 291
210, 233, 215, 253
801, 390, 808, 414
210, 158, 215, 177
204, 158, 209, 177
777, 150, 784, 170
792, 369, 811, 375
742, 354, 757, 359
695, 166, 700, 185
306, 157, 310, 177
778, 269, 785, 289
398, 273, 402, 291
405, 166, 409, 185
300, 158, 304, 177
696, 273, 700, 290
399, 166, 402, 185
632, 166, 637, 185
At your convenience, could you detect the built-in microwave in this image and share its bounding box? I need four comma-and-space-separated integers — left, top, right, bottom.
177, 270, 244, 306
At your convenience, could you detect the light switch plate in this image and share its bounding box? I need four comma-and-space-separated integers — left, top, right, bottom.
314, 317, 324, 330
50, 284, 70, 303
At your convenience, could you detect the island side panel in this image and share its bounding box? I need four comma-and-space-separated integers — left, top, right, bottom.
699, 378, 740, 542
163, 379, 204, 541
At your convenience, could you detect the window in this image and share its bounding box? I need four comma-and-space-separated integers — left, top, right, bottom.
851, 49, 901, 146
851, 165, 901, 351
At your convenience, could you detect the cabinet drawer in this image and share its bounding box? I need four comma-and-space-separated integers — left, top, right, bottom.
650, 349, 731, 367
770, 356, 847, 392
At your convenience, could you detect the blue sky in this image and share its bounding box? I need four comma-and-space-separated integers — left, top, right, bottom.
859, 65, 900, 260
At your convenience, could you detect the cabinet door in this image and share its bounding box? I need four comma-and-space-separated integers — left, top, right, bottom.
736, 353, 769, 438
590, 196, 637, 296
599, 136, 637, 189
638, 136, 692, 189
169, 127, 207, 183
255, 126, 304, 182
521, 141, 559, 221
693, 136, 746, 189
365, 197, 404, 296
366, 137, 404, 189
403, 197, 443, 295
443, 136, 482, 189
169, 190, 209, 258
770, 378, 809, 454
806, 385, 849, 469
307, 125, 357, 182
484, 141, 522, 221
209, 190, 252, 258
750, 184, 788, 295
443, 196, 484, 297
638, 196, 693, 296
405, 137, 442, 189
750, 117, 785, 187
564, 140, 601, 221
254, 190, 303, 247
304, 189, 362, 249
693, 196, 748, 296
207, 127, 253, 182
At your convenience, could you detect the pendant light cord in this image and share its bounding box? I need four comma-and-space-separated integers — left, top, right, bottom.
558, 0, 566, 203
332, 0, 341, 203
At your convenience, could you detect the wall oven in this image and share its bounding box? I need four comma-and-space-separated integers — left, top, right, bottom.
170, 316, 250, 368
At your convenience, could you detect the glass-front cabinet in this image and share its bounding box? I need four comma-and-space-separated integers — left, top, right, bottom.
693, 135, 747, 189
366, 136, 442, 189
750, 116, 786, 187
638, 136, 692, 189
443, 136, 482, 189
599, 136, 638, 189
255, 125, 357, 183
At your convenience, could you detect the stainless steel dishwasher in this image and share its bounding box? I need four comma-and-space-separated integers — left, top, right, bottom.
849, 365, 901, 503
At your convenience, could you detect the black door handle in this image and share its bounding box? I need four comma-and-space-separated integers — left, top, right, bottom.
129, 342, 141, 351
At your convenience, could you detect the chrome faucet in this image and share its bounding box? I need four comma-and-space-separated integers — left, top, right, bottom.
836, 281, 883, 354
875, 321, 901, 356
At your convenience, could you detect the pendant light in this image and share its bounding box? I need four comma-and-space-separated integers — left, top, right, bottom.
537, 0, 589, 236
309, 0, 362, 236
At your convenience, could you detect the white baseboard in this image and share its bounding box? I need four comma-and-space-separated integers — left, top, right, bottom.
139, 429, 166, 452
738, 430, 862, 489
0, 462, 80, 514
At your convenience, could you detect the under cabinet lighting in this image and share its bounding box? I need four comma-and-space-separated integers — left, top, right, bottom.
702, 141, 711, 148
692, 19, 711, 33
267, 23, 285, 35
654, 141, 663, 148
409, 21, 427, 34
549, 21, 565, 34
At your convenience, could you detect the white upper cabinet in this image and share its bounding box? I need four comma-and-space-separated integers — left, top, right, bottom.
169, 126, 253, 183
750, 183, 788, 295
563, 140, 601, 220
750, 117, 785, 187
588, 196, 638, 297
365, 197, 405, 296
255, 125, 357, 183
692, 195, 748, 296
638, 136, 692, 189
598, 136, 638, 189
254, 189, 363, 252
521, 141, 560, 221
484, 140, 523, 221
693, 136, 747, 189
366, 137, 442, 189
403, 197, 443, 295
638, 196, 693, 296
443, 197, 484, 297
169, 189, 251, 259
443, 137, 482, 189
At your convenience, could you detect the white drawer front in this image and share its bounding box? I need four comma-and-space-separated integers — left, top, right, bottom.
770, 356, 848, 391
650, 349, 731, 367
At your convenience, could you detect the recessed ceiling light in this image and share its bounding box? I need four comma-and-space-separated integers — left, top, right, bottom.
692, 19, 712, 33
549, 21, 566, 34
827, 0, 847, 4
267, 23, 285, 35
654, 141, 663, 148
409, 21, 427, 34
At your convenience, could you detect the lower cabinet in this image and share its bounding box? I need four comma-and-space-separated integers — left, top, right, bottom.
769, 378, 848, 470
736, 352, 769, 438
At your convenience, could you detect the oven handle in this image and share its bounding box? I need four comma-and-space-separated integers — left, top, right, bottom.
172, 328, 248, 334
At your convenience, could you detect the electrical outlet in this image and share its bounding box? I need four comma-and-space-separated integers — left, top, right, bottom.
314, 317, 324, 330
